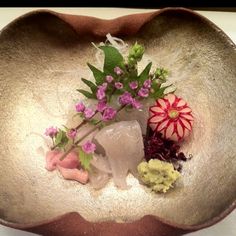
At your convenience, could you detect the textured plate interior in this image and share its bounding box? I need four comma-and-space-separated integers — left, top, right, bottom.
0, 10, 235, 227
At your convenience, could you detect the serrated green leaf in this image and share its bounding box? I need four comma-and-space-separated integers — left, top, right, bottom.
87, 63, 105, 85
81, 78, 97, 94
77, 89, 96, 99
55, 129, 69, 149
150, 85, 172, 99
138, 62, 152, 85
99, 45, 124, 74
79, 148, 93, 170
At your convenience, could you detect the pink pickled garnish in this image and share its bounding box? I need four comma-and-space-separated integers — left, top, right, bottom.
148, 94, 193, 141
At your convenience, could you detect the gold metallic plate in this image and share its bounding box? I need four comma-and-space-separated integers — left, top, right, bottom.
0, 10, 235, 227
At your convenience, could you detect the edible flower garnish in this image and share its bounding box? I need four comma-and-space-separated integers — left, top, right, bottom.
148, 94, 193, 141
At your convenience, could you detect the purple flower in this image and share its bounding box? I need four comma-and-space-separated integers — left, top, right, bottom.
129, 81, 138, 90
132, 99, 142, 109
138, 87, 149, 98
82, 141, 96, 154
75, 102, 85, 112
118, 91, 133, 105
102, 82, 108, 90
96, 87, 106, 100
106, 75, 114, 83
115, 82, 123, 90
114, 66, 123, 75
84, 107, 95, 119
102, 107, 117, 121
96, 100, 107, 112
67, 129, 77, 139
45, 126, 58, 138
143, 79, 152, 89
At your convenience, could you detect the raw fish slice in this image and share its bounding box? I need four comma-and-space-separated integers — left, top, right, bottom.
90, 153, 112, 173
45, 150, 60, 171
45, 150, 79, 171
57, 166, 89, 184
116, 99, 153, 134
93, 121, 144, 189
89, 166, 110, 190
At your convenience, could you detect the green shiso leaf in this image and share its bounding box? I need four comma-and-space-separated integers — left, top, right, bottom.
81, 78, 97, 94
78, 148, 93, 170
138, 62, 152, 85
55, 129, 69, 149
99, 45, 124, 74
87, 63, 105, 85
150, 84, 172, 99
77, 89, 96, 99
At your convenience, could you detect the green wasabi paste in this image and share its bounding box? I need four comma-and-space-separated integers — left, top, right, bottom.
137, 159, 180, 193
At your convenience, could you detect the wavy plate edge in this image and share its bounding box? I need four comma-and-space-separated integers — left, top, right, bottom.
0, 7, 235, 236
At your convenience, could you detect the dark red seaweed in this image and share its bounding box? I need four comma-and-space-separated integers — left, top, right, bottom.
143, 127, 190, 171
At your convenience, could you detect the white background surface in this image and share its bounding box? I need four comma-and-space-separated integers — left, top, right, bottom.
0, 8, 235, 236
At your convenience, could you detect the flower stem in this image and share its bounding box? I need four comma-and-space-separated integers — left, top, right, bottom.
51, 111, 98, 150
59, 105, 126, 161
59, 121, 101, 161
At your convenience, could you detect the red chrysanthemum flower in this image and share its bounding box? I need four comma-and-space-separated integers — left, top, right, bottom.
148, 94, 193, 142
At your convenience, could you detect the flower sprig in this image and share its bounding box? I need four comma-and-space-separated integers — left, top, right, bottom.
45, 41, 171, 170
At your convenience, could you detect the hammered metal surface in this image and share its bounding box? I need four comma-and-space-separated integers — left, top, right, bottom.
0, 12, 235, 226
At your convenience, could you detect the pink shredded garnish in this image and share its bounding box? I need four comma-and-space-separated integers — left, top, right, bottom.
148, 94, 193, 141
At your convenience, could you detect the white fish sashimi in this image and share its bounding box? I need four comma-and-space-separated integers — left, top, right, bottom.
89, 166, 110, 190
116, 99, 153, 134
92, 120, 144, 189
90, 153, 112, 173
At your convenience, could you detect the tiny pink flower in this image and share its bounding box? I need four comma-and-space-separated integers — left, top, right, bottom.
143, 79, 152, 89
106, 75, 114, 83
96, 100, 107, 112
75, 102, 85, 112
84, 107, 95, 119
67, 129, 77, 139
132, 99, 142, 109
118, 91, 133, 105
45, 126, 58, 138
82, 141, 96, 154
138, 87, 149, 98
102, 107, 117, 121
115, 82, 123, 90
148, 94, 194, 142
114, 66, 123, 75
96, 87, 106, 100
102, 82, 108, 90
129, 81, 138, 90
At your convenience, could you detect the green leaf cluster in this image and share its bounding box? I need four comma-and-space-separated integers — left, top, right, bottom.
54, 129, 69, 149
78, 148, 93, 170
77, 43, 171, 101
